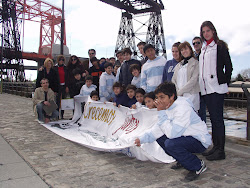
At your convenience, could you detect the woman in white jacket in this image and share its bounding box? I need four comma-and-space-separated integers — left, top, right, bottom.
199, 21, 233, 161
172, 41, 200, 112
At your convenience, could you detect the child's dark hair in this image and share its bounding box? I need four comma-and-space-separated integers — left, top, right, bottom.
85, 75, 93, 81
144, 92, 155, 100
72, 68, 81, 76
122, 48, 132, 55
104, 62, 113, 69
135, 88, 145, 96
154, 81, 177, 100
90, 90, 99, 98
129, 64, 141, 73
143, 44, 155, 53
113, 82, 124, 91
126, 84, 137, 91
90, 57, 99, 64
137, 41, 146, 47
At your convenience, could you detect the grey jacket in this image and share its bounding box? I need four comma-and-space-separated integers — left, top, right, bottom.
172, 57, 200, 96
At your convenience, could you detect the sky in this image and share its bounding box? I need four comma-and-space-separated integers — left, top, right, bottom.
22, 0, 250, 80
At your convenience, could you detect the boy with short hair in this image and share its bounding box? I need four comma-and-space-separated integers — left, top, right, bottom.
79, 75, 97, 97
137, 41, 148, 65
135, 82, 212, 181
70, 68, 85, 97
131, 88, 145, 109
90, 90, 99, 101
129, 64, 141, 88
119, 48, 141, 87
126, 84, 137, 108
144, 92, 156, 109
99, 62, 115, 102
113, 82, 129, 107
140, 44, 166, 93
89, 57, 103, 89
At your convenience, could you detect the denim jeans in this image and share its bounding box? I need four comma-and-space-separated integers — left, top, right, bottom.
36, 103, 59, 121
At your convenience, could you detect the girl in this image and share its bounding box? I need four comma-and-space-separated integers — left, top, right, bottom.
162, 42, 181, 82
199, 21, 233, 161
171, 41, 200, 112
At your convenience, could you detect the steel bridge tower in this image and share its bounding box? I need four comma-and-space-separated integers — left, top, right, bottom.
0, 0, 25, 81
100, 0, 166, 59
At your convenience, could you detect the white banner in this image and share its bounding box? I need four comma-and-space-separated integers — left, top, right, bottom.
43, 97, 175, 163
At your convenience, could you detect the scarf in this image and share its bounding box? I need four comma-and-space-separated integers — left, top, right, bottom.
182, 56, 192, 66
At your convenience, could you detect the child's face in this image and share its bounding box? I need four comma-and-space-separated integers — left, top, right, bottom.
113, 87, 121, 95
74, 74, 81, 80
105, 66, 113, 75
132, 69, 140, 77
145, 48, 156, 60
136, 93, 144, 104
127, 89, 135, 99
86, 80, 92, 87
114, 66, 119, 74
144, 97, 155, 109
155, 92, 174, 109
91, 95, 99, 101
123, 52, 131, 61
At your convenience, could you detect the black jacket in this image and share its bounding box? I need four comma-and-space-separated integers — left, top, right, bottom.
36, 68, 59, 93
119, 59, 141, 87
216, 43, 233, 85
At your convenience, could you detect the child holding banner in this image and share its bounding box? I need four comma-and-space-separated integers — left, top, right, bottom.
126, 84, 137, 108
144, 92, 156, 109
135, 82, 211, 181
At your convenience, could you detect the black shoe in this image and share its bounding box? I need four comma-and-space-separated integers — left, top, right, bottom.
206, 149, 225, 161
185, 160, 207, 181
202, 147, 217, 156
171, 162, 183, 169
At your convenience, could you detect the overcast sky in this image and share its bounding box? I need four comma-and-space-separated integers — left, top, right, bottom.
23, 0, 250, 80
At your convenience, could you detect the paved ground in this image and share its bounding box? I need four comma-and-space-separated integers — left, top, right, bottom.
0, 93, 250, 188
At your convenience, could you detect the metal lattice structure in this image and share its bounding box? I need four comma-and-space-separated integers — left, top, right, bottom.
0, 0, 25, 81
100, 0, 166, 58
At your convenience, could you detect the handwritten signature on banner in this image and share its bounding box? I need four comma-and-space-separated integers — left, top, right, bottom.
112, 114, 139, 135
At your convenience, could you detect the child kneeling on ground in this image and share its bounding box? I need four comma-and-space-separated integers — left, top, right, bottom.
134, 82, 212, 181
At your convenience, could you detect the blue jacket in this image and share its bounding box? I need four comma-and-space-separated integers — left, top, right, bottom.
127, 96, 137, 108
162, 58, 178, 82
114, 92, 130, 107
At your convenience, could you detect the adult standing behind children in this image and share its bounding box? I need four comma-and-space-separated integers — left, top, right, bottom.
65, 55, 84, 97
36, 58, 59, 94
192, 36, 206, 122
171, 41, 200, 112
54, 55, 67, 119
82, 49, 96, 71
199, 21, 233, 161
162, 42, 181, 82
140, 44, 166, 93
119, 48, 141, 87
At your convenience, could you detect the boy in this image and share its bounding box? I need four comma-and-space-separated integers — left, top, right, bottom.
140, 44, 166, 93
126, 84, 137, 108
79, 75, 97, 97
130, 64, 141, 88
88, 57, 103, 90
119, 48, 141, 87
70, 68, 85, 98
113, 82, 129, 107
90, 90, 99, 101
135, 82, 212, 181
99, 62, 115, 102
137, 41, 148, 65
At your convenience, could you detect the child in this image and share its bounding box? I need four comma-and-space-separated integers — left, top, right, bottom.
99, 62, 115, 102
79, 75, 97, 97
88, 57, 103, 90
126, 84, 137, 108
119, 48, 141, 87
113, 82, 129, 107
144, 92, 156, 109
132, 88, 145, 109
140, 44, 166, 93
70, 68, 85, 98
113, 65, 120, 76
90, 90, 99, 101
135, 82, 211, 181
130, 64, 141, 88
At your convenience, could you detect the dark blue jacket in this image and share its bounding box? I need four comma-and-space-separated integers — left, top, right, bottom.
114, 92, 130, 107
162, 58, 179, 82
119, 59, 141, 87
127, 96, 137, 108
